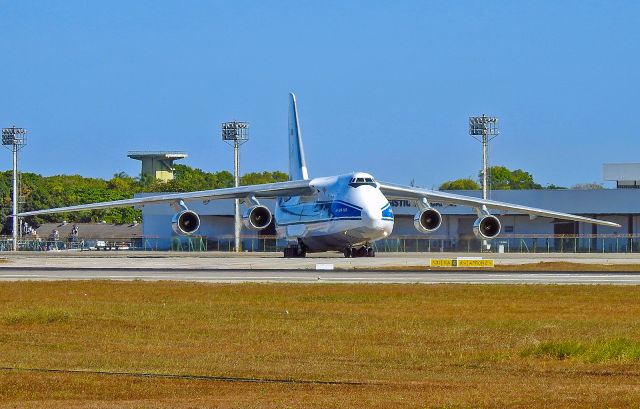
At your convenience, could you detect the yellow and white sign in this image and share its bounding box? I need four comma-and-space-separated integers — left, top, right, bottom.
430, 258, 455, 267
429, 258, 494, 268
457, 259, 494, 268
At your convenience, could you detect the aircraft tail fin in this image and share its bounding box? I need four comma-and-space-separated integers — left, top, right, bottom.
288, 93, 309, 180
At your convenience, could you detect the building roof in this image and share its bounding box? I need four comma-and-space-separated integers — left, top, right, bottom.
127, 151, 188, 160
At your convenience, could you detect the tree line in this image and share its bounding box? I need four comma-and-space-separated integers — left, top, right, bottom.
439, 165, 603, 191
0, 164, 288, 233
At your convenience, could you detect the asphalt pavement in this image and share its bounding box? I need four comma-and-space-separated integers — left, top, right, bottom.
1, 269, 640, 284
0, 253, 639, 284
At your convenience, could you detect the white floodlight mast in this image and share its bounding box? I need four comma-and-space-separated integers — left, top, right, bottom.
222, 122, 249, 252
12, 145, 17, 249
2, 127, 27, 251
469, 115, 499, 200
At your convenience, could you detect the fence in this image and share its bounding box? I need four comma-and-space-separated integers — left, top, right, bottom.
0, 237, 207, 252
3, 234, 640, 253
374, 235, 640, 254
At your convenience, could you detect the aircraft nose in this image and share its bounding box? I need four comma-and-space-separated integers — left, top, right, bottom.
361, 204, 385, 230
361, 204, 379, 221
361, 205, 393, 238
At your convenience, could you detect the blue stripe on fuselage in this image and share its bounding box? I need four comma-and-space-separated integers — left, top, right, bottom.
381, 203, 394, 220
276, 216, 362, 226
329, 201, 361, 218
277, 199, 364, 226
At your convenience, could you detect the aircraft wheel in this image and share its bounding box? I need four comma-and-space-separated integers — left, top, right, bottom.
367, 247, 375, 257
343, 248, 352, 258
284, 247, 304, 258
297, 240, 307, 258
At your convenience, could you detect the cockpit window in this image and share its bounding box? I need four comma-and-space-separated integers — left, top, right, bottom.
349, 176, 377, 188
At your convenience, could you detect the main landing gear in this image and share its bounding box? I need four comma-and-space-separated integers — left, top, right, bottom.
283, 242, 307, 258
343, 246, 375, 258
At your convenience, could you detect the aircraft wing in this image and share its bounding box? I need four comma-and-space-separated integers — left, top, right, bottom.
378, 182, 621, 228
17, 180, 315, 216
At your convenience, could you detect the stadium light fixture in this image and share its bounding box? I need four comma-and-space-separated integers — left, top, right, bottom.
469, 115, 499, 200
221, 121, 250, 252
2, 126, 28, 251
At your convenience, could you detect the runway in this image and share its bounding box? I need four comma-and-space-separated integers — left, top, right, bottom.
0, 253, 639, 284
1, 268, 640, 284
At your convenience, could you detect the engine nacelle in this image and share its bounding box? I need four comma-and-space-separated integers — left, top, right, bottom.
414, 208, 442, 233
242, 205, 273, 230
171, 210, 201, 236
473, 215, 501, 239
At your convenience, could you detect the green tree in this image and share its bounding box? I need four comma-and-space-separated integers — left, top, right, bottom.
241, 171, 289, 185
142, 166, 235, 193
545, 184, 567, 190
108, 172, 137, 194
572, 183, 604, 190
439, 178, 481, 190
3, 165, 289, 233
440, 166, 544, 191
484, 166, 542, 190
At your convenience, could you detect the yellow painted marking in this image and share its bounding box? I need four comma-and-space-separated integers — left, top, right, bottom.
430, 259, 494, 268
457, 259, 495, 268
430, 259, 455, 267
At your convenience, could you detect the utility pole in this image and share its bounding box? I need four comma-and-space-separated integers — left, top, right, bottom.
2, 127, 28, 251
222, 121, 249, 252
469, 115, 499, 199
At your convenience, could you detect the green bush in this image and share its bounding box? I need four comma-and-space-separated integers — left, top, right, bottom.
2, 308, 72, 325
522, 338, 640, 362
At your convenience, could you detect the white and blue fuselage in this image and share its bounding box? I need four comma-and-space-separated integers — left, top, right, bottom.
275, 172, 393, 252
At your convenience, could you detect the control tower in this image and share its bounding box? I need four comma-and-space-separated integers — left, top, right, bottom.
127, 151, 188, 182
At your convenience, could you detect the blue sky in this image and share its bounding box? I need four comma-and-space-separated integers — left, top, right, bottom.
1, 1, 638, 188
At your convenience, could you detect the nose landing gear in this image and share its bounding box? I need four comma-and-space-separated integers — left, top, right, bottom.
343, 246, 376, 258
283, 240, 307, 258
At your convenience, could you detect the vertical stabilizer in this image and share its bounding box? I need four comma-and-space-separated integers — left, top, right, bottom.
288, 93, 309, 180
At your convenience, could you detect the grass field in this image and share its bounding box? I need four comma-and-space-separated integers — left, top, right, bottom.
492, 261, 640, 271
362, 261, 640, 271
1, 282, 640, 408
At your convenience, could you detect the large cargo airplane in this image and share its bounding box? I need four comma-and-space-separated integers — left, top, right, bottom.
19, 93, 619, 257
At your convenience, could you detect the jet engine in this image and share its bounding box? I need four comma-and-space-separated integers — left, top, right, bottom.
473, 215, 501, 239
172, 210, 201, 235
414, 208, 442, 233
243, 205, 273, 230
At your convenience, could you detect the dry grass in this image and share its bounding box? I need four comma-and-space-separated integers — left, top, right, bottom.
360, 261, 640, 271
1, 282, 640, 407
494, 262, 640, 272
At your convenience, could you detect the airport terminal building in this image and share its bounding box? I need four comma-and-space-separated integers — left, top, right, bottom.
138, 164, 640, 251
